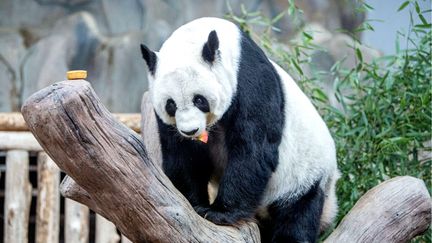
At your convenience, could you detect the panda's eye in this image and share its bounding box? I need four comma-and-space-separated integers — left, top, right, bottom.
193, 95, 210, 112
165, 98, 177, 117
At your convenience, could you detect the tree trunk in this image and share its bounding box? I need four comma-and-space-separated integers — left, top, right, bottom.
21, 80, 431, 242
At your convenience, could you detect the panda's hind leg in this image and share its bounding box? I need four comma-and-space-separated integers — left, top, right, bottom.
266, 182, 324, 243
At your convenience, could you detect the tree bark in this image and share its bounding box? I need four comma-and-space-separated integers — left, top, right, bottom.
21, 80, 431, 242
22, 80, 260, 243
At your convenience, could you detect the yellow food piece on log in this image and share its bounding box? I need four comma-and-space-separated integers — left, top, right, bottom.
67, 70, 87, 80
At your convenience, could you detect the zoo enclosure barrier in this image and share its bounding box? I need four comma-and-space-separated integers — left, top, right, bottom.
0, 112, 140, 243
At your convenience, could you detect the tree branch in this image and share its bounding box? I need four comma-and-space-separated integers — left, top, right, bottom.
324, 176, 431, 242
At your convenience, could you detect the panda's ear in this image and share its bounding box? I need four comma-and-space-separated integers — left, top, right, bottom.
202, 30, 219, 63
140, 44, 157, 75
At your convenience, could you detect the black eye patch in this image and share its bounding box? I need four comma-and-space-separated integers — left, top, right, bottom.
193, 95, 210, 112
165, 98, 177, 117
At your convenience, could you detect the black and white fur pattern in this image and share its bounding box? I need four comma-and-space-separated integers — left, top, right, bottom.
141, 17, 339, 243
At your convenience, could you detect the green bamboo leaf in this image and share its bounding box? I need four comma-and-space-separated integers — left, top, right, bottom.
415, 24, 432, 29
303, 31, 313, 40
356, 48, 363, 63
418, 14, 429, 25
397, 1, 410, 11
415, 1, 421, 13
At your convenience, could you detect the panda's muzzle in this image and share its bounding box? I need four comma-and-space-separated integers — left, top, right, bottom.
181, 128, 199, 136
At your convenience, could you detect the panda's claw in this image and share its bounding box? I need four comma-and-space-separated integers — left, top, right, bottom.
193, 205, 211, 217
202, 209, 246, 226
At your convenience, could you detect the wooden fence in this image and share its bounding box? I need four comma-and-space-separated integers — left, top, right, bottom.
0, 113, 139, 243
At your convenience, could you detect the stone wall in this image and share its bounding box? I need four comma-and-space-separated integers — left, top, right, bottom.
0, 0, 366, 112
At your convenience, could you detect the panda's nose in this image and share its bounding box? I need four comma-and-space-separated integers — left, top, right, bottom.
181, 128, 199, 136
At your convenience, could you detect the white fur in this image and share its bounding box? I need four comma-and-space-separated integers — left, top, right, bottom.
259, 61, 339, 207
148, 17, 241, 137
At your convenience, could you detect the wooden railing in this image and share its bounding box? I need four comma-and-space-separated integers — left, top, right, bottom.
0, 112, 139, 243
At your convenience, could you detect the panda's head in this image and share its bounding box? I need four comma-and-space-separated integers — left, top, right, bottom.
140, 18, 241, 139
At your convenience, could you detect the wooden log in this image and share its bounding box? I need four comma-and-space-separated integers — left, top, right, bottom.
36, 152, 60, 243
0, 112, 141, 133
140, 92, 162, 166
4, 150, 32, 243
22, 80, 260, 242
324, 176, 432, 242
0, 131, 43, 151
95, 214, 120, 243
65, 199, 89, 243
60, 176, 103, 216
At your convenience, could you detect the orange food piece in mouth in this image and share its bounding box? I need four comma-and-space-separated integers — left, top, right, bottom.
198, 131, 209, 143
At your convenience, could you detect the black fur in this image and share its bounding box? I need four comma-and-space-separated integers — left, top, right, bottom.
201, 31, 285, 225
165, 98, 177, 117
193, 95, 210, 112
157, 116, 213, 209
259, 182, 324, 243
140, 44, 157, 75
202, 30, 219, 63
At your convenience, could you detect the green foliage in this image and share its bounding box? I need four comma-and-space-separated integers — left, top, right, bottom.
226, 0, 431, 242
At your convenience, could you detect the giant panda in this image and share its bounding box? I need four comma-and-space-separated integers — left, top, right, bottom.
140, 17, 339, 243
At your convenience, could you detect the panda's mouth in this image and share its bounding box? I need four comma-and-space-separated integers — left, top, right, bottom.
194, 131, 208, 143
178, 129, 209, 143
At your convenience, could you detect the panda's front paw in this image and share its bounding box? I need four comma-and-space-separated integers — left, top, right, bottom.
204, 209, 246, 226
193, 205, 210, 217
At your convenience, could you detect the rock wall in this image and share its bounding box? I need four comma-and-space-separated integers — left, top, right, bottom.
0, 0, 366, 112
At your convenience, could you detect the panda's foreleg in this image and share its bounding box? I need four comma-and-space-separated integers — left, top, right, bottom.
157, 119, 212, 209
203, 120, 276, 225
267, 181, 324, 243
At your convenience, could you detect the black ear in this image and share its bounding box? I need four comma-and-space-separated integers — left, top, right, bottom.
140, 44, 157, 75
202, 30, 219, 63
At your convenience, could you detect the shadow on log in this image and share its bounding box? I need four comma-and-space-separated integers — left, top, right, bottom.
22, 80, 431, 242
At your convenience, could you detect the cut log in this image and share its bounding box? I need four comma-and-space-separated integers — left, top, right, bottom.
36, 152, 60, 243
21, 80, 261, 243
21, 80, 431, 242
4, 150, 32, 243
65, 199, 89, 243
324, 176, 431, 242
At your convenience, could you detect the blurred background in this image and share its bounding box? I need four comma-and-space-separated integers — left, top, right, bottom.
0, 0, 428, 113
0, 0, 430, 243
